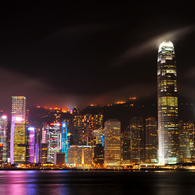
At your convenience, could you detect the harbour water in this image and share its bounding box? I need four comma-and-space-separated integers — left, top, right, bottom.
0, 170, 195, 195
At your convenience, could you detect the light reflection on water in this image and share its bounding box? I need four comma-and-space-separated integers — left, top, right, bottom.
0, 171, 195, 195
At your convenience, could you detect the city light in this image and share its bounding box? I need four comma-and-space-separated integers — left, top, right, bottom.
28, 127, 35, 131
2, 115, 7, 119
15, 117, 23, 122
130, 97, 136, 100
115, 101, 126, 104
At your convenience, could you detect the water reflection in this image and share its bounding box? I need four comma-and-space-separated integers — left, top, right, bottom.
0, 171, 195, 195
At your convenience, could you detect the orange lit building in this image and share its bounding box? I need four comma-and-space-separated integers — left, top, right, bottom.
11, 96, 26, 164
104, 119, 121, 167
145, 117, 158, 163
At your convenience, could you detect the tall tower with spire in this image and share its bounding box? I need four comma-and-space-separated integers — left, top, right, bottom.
157, 41, 178, 164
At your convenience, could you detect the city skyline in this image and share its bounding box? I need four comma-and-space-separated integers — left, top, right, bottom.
0, 2, 195, 111
0, 2, 195, 195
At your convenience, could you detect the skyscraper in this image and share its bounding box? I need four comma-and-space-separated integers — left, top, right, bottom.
10, 96, 26, 164
0, 114, 8, 163
104, 119, 121, 167
27, 127, 35, 164
130, 117, 144, 163
157, 41, 178, 164
42, 123, 61, 163
145, 117, 158, 163
122, 126, 130, 162
178, 121, 191, 162
61, 122, 69, 164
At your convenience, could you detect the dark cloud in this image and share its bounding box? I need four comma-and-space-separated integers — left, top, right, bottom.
0, 2, 195, 112
0, 67, 157, 111
41, 24, 116, 43
111, 26, 195, 67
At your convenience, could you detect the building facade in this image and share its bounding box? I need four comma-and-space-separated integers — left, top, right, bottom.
157, 41, 178, 164
77, 145, 92, 165
67, 145, 78, 166
178, 121, 191, 162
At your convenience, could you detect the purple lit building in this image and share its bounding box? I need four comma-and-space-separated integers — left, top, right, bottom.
28, 127, 35, 164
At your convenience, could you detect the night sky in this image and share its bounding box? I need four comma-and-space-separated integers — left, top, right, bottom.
0, 1, 195, 112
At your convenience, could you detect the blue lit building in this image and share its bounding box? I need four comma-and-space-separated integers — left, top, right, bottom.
61, 122, 69, 163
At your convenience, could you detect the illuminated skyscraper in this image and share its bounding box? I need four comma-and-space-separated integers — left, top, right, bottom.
122, 126, 130, 161
104, 119, 121, 167
42, 123, 61, 163
157, 41, 178, 164
27, 127, 35, 164
130, 117, 144, 163
178, 121, 191, 162
10, 96, 26, 164
0, 114, 8, 163
61, 122, 69, 163
145, 117, 158, 163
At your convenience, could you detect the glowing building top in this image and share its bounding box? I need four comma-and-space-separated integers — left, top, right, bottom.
11, 96, 26, 121
158, 40, 174, 52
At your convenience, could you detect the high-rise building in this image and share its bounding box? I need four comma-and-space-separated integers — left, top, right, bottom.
145, 117, 158, 163
41, 143, 47, 163
188, 123, 195, 159
54, 153, 65, 166
157, 41, 178, 164
77, 145, 92, 165
104, 119, 121, 167
178, 121, 195, 162
67, 145, 92, 166
27, 127, 35, 164
10, 96, 26, 164
178, 121, 191, 162
92, 129, 104, 145
0, 114, 8, 163
75, 113, 103, 146
42, 123, 61, 163
67, 145, 78, 166
93, 144, 104, 166
61, 122, 69, 163
130, 117, 145, 163
122, 126, 130, 161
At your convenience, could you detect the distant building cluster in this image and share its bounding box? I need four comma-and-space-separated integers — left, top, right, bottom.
0, 41, 195, 169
